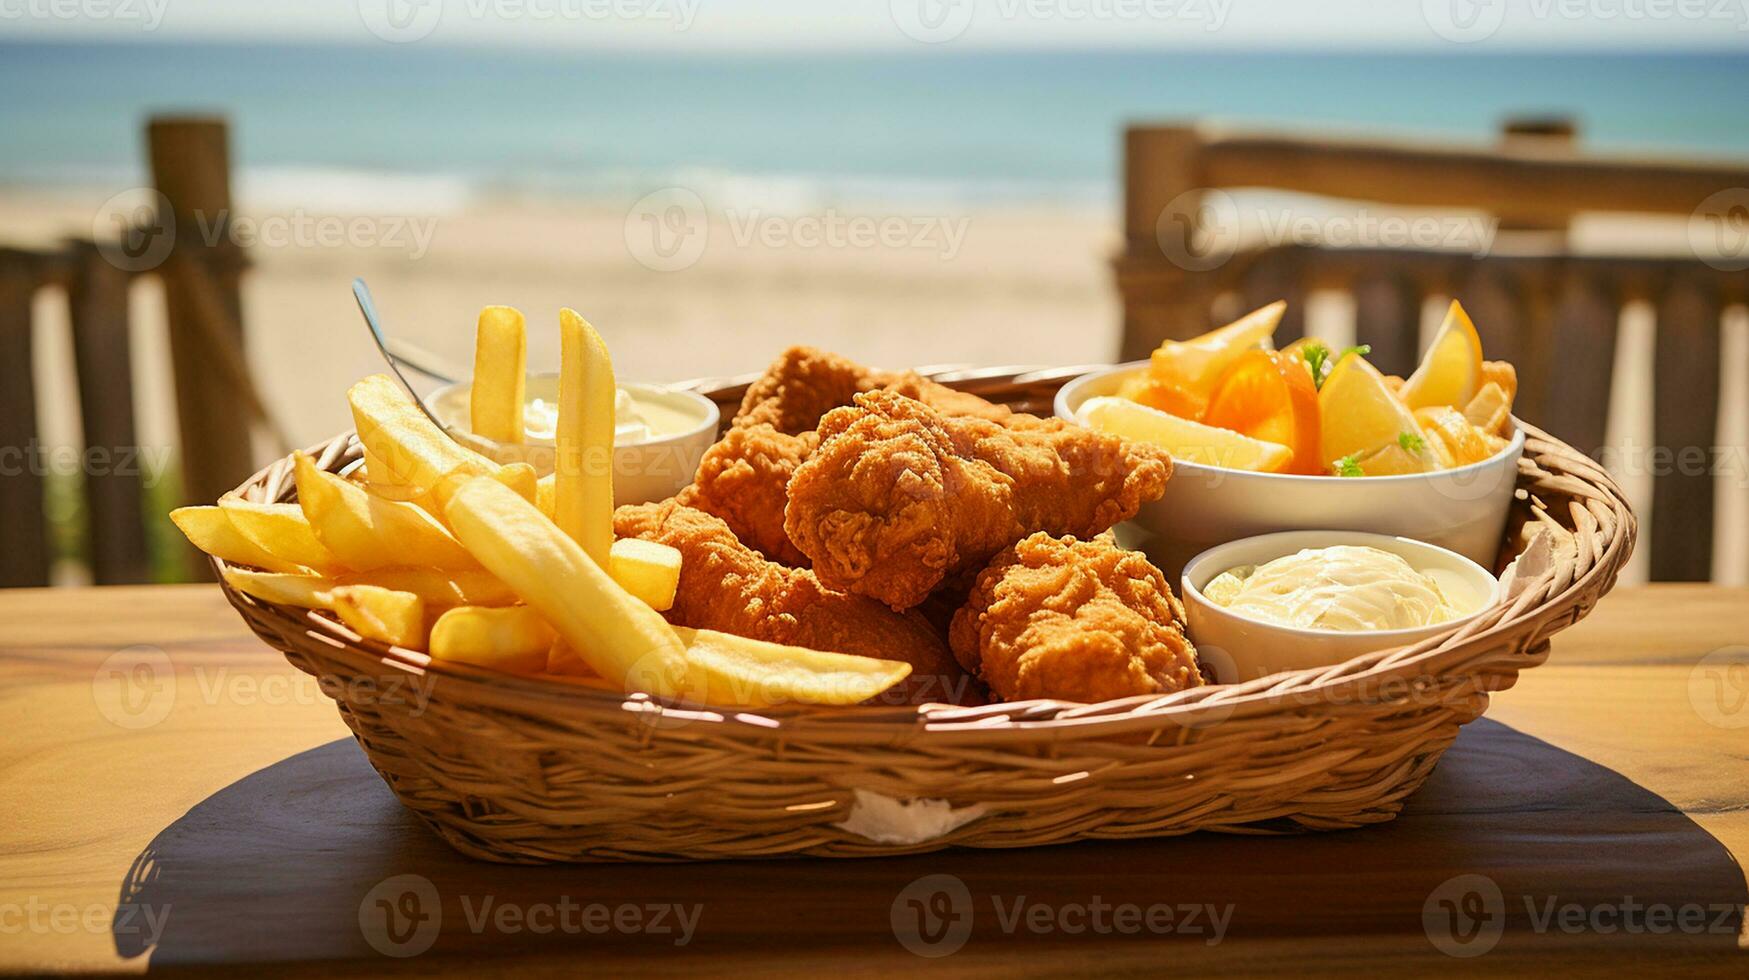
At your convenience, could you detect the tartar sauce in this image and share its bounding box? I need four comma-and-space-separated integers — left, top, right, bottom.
1203, 545, 1465, 632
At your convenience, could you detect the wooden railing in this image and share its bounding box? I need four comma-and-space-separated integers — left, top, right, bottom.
0, 117, 272, 588
1115, 121, 1749, 582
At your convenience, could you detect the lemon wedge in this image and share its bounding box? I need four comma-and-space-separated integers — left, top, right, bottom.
1318, 353, 1429, 467
1148, 301, 1285, 394
1415, 406, 1497, 466
1400, 300, 1484, 410
1081, 396, 1293, 472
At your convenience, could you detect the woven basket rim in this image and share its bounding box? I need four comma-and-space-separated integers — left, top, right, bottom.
217, 364, 1635, 741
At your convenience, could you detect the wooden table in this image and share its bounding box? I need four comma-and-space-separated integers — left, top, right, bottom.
2, 584, 1744, 976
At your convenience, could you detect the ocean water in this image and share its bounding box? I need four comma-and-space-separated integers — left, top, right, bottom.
2, 42, 1746, 208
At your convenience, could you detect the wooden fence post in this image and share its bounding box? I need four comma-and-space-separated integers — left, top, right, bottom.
0, 253, 48, 588
69, 241, 150, 584
148, 116, 254, 515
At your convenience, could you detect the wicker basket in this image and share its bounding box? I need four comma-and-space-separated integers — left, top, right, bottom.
217, 365, 1635, 863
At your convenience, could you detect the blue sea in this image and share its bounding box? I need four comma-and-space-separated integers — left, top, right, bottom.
2, 42, 1746, 207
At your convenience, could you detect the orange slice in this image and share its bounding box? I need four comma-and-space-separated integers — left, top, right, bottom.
1203, 349, 1322, 474
1117, 373, 1208, 421
1318, 352, 1430, 467
1400, 300, 1484, 410
1147, 301, 1285, 396
1081, 396, 1293, 472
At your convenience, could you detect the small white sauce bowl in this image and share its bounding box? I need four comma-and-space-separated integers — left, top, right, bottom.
1181, 530, 1501, 684
1055, 361, 1525, 580
429, 374, 719, 506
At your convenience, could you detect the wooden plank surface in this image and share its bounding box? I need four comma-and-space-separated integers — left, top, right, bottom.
0, 585, 1744, 976
68, 242, 149, 584
0, 259, 48, 588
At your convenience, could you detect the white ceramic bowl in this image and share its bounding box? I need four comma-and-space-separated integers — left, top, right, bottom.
428, 374, 719, 506
1055, 361, 1525, 580
1180, 530, 1501, 684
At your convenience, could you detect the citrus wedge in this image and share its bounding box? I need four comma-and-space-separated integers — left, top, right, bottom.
1462, 380, 1512, 437
1400, 300, 1484, 410
1117, 373, 1208, 420
1318, 352, 1429, 467
1415, 406, 1496, 466
1203, 349, 1322, 474
1353, 440, 1437, 476
1147, 301, 1285, 395
1081, 396, 1293, 472
676, 627, 911, 707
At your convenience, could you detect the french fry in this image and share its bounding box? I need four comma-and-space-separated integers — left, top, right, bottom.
221, 567, 335, 608
535, 472, 555, 519
675, 627, 911, 708
330, 585, 426, 648
218, 498, 342, 575
293, 452, 478, 572
171, 506, 312, 575
348, 374, 534, 508
334, 566, 518, 607
430, 605, 553, 674
443, 477, 690, 697
471, 305, 527, 444
554, 308, 615, 566
493, 461, 540, 503
609, 538, 681, 612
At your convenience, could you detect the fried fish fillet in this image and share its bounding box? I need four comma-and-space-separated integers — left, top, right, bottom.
784, 390, 1173, 610
614, 500, 973, 705
950, 533, 1201, 703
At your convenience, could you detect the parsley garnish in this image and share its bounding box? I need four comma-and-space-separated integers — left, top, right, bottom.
1398, 431, 1427, 455
1332, 453, 1364, 477
1300, 342, 1373, 390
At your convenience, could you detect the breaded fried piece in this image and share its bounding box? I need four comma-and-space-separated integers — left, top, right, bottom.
683, 347, 1012, 566
733, 345, 1010, 434
950, 533, 1201, 703
677, 424, 815, 566
784, 390, 1173, 610
614, 501, 972, 705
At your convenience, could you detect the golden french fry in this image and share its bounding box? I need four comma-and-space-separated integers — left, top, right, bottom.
443, 477, 690, 697
221, 567, 335, 608
471, 305, 527, 444
609, 538, 681, 612
535, 472, 555, 519
348, 374, 532, 508
675, 627, 911, 708
334, 566, 517, 607
218, 498, 343, 575
171, 506, 312, 575
554, 308, 615, 566
330, 585, 426, 648
430, 605, 553, 674
493, 461, 539, 503
1481, 360, 1517, 404
293, 452, 478, 572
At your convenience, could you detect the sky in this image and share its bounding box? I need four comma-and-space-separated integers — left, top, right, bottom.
4, 0, 1749, 50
